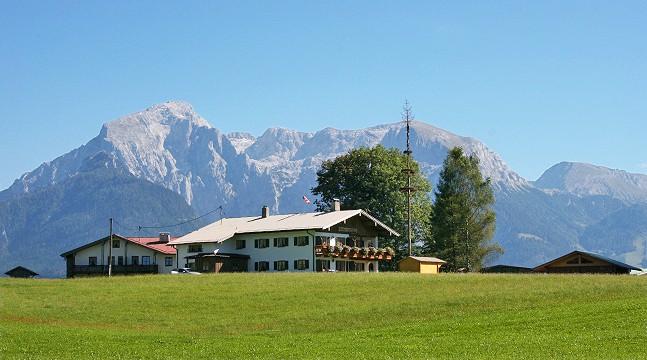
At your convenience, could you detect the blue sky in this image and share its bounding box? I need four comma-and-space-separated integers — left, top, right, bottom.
1, 1, 645, 190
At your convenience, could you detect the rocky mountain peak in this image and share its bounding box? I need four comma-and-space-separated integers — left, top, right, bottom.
244, 127, 313, 162
227, 132, 256, 154
533, 162, 647, 203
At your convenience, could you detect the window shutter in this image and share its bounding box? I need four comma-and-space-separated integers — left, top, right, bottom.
274, 238, 277, 247
305, 237, 309, 246
294, 237, 298, 246
305, 260, 309, 269
273, 261, 278, 270
294, 260, 298, 269
254, 262, 258, 271
255, 239, 258, 248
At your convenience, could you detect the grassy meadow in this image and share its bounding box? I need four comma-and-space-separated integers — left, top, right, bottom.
1, 272, 645, 359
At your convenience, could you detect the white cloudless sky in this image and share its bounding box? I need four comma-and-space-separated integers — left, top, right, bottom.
1, 1, 645, 189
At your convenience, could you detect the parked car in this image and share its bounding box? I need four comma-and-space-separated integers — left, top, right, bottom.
171, 268, 201, 275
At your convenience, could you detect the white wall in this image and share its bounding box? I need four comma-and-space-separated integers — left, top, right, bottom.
70, 239, 176, 274
174, 231, 382, 273
176, 230, 323, 272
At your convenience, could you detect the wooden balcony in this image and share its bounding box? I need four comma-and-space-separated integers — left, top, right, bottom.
315, 245, 393, 261
72, 265, 158, 276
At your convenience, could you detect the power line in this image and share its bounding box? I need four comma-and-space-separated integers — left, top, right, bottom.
138, 205, 222, 229
112, 219, 138, 231
111, 205, 224, 234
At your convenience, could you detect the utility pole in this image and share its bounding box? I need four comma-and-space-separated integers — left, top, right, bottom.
399, 101, 417, 257
108, 218, 113, 277
465, 219, 470, 272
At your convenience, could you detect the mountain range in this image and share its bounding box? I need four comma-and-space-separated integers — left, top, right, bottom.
2, 101, 646, 277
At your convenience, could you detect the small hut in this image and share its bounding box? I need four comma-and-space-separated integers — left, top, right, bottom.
5, 266, 39, 278
397, 256, 446, 274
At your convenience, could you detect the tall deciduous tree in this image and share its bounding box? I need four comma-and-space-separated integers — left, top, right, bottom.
311, 145, 432, 267
427, 147, 501, 271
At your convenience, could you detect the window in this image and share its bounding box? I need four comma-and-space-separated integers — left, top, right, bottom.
255, 261, 269, 272
316, 259, 331, 272
315, 236, 330, 246
566, 258, 579, 265
110, 256, 116, 265
294, 236, 309, 246
274, 237, 288, 247
236, 239, 246, 249
580, 257, 593, 264
112, 240, 120, 248
89, 257, 97, 266
295, 259, 309, 270
274, 260, 289, 271
142, 256, 151, 266
132, 256, 139, 265
117, 256, 124, 266
165, 257, 173, 266
188, 244, 203, 253
255, 238, 270, 248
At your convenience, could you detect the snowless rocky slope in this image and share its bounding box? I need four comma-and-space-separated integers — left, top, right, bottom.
1, 101, 529, 215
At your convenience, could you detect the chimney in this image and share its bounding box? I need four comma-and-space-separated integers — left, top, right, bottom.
262, 205, 270, 218
159, 232, 170, 243
332, 198, 341, 212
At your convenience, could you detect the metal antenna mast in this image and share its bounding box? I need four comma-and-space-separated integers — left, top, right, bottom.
399, 101, 417, 256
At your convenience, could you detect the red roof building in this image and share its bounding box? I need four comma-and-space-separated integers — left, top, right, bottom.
60, 233, 178, 278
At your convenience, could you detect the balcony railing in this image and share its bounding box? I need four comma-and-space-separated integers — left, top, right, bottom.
315, 245, 393, 261
73, 265, 158, 276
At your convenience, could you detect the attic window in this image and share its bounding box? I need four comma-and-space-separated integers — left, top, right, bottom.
566, 258, 579, 265
188, 244, 203, 253
112, 240, 120, 248
580, 257, 593, 264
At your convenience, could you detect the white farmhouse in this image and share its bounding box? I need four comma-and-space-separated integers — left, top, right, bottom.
60, 233, 177, 278
168, 200, 399, 273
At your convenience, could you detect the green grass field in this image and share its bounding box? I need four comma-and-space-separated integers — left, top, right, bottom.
1, 273, 645, 359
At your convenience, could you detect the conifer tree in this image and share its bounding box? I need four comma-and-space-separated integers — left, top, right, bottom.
426, 147, 501, 271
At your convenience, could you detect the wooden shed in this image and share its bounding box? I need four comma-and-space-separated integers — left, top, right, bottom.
533, 251, 641, 274
397, 256, 446, 274
5, 266, 39, 278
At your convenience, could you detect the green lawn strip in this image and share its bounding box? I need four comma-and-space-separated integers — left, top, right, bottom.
1, 273, 645, 359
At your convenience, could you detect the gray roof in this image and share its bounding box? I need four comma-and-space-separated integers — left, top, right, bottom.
168, 209, 399, 245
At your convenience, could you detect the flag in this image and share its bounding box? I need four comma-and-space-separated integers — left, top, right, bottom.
303, 196, 311, 204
